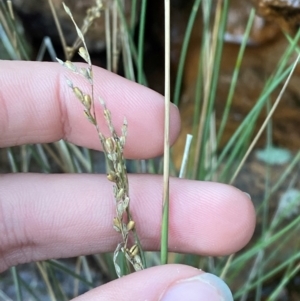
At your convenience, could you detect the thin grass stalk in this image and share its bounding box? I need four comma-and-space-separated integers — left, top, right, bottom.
234, 249, 300, 298
272, 30, 300, 81
0, 17, 18, 59
259, 225, 300, 275
0, 20, 14, 59
73, 256, 93, 298
216, 8, 255, 146
216, 62, 294, 174
36, 262, 56, 301
194, 0, 230, 179
0, 1, 29, 59
6, 148, 18, 172
70, 2, 103, 54
93, 253, 116, 279
67, 143, 92, 172
192, 0, 213, 179
0, 1, 14, 41
81, 256, 93, 284
239, 250, 264, 301
220, 254, 233, 279
18, 278, 41, 301
197, 0, 229, 179
261, 100, 273, 234
105, 5, 112, 71
21, 145, 30, 172
47, 263, 68, 301
219, 120, 253, 182
216, 28, 300, 174
18, 145, 51, 174
284, 32, 300, 54
259, 30, 300, 100
230, 207, 300, 286
173, 0, 202, 106
42, 144, 65, 170
179, 134, 193, 178
48, 0, 68, 59
35, 144, 51, 172
161, 0, 171, 265
231, 213, 300, 269
115, 0, 147, 84
112, 1, 119, 73
137, 0, 147, 84
268, 150, 300, 197
253, 100, 273, 301
7, 1, 20, 58
206, 113, 218, 181
11, 267, 22, 301
74, 257, 82, 298
229, 53, 300, 184
54, 140, 75, 173
130, 0, 137, 36
227, 227, 299, 292
267, 263, 300, 301
121, 22, 135, 81
116, 2, 136, 82
36, 37, 57, 61
67, 152, 83, 173
190, 41, 204, 168
83, 147, 92, 167
73, 257, 92, 298
0, 24, 18, 59
0, 14, 12, 46
48, 260, 94, 288
198, 0, 229, 170
238, 192, 299, 272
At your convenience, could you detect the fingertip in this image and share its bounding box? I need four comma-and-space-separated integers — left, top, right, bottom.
223, 186, 256, 251
168, 180, 256, 256
0, 61, 181, 159
160, 272, 233, 301
73, 265, 233, 301
212, 185, 256, 254
216, 184, 256, 254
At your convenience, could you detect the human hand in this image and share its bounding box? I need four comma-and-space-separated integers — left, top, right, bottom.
0, 60, 255, 300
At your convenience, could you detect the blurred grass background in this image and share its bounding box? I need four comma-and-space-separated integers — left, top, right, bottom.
1, 0, 300, 300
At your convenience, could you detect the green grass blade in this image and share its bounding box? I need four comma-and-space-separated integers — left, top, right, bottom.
11, 267, 22, 301
173, 0, 202, 106
137, 0, 147, 84
216, 8, 255, 146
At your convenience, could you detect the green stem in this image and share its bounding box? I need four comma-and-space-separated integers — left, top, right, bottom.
138, 0, 147, 84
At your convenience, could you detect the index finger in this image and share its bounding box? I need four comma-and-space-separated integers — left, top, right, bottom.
0, 60, 180, 159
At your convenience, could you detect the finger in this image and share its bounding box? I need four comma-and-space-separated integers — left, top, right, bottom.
0, 60, 180, 159
0, 174, 255, 271
72, 265, 233, 301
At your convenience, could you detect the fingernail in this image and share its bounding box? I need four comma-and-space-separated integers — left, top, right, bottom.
244, 192, 251, 200
160, 273, 233, 301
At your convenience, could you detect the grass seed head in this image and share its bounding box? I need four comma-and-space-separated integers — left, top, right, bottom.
127, 220, 135, 231
73, 87, 84, 102
58, 1, 145, 276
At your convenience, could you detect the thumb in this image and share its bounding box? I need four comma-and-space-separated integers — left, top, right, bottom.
72, 264, 233, 301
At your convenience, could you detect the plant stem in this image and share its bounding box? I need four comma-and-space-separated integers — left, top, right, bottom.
138, 0, 147, 84
161, 0, 170, 265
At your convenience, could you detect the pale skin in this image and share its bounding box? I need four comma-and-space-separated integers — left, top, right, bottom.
0, 60, 256, 300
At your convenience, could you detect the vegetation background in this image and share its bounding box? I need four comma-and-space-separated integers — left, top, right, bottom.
1, 0, 300, 300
